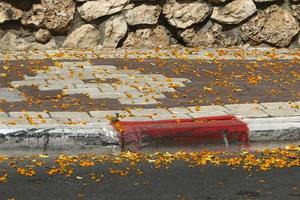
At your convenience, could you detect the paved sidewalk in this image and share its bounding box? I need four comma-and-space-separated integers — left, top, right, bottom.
0, 49, 299, 149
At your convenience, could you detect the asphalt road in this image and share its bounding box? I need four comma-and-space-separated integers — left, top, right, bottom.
0, 160, 299, 200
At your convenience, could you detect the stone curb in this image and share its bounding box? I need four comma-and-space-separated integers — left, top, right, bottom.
0, 115, 299, 151
2, 48, 300, 61
0, 101, 299, 148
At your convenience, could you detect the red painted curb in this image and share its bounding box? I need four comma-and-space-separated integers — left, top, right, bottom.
113, 115, 249, 147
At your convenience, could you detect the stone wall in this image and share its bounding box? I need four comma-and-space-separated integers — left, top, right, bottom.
1, 0, 300, 50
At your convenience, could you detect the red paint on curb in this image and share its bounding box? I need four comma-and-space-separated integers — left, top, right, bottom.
113, 116, 249, 148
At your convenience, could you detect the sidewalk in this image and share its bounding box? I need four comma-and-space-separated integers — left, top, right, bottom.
0, 48, 299, 149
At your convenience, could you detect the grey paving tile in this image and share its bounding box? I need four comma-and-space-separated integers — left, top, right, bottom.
10, 80, 46, 87
224, 103, 264, 111
225, 109, 269, 118
38, 83, 74, 91
0, 88, 26, 102
49, 112, 91, 120
83, 65, 117, 70
119, 116, 153, 121
90, 92, 127, 99
130, 108, 171, 116
168, 107, 191, 114
152, 113, 191, 121
188, 111, 229, 118
0, 112, 8, 118
188, 105, 229, 112
89, 110, 129, 118
263, 108, 299, 117
8, 112, 50, 118
260, 102, 299, 109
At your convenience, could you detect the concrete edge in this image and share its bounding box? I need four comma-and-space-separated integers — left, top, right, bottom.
0, 116, 299, 150
2, 48, 300, 61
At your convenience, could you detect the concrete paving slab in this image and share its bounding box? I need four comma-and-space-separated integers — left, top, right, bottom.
0, 88, 26, 102
130, 108, 171, 116
224, 103, 264, 111
119, 116, 153, 121
49, 112, 91, 119
261, 102, 300, 109
263, 108, 299, 117
188, 111, 229, 118
188, 105, 229, 112
8, 112, 50, 118
168, 107, 191, 114
225, 109, 269, 118
89, 110, 129, 118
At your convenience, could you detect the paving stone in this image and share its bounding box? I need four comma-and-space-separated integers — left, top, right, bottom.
90, 92, 127, 99
47, 79, 84, 85
89, 110, 129, 118
126, 82, 150, 88
263, 108, 299, 117
97, 84, 116, 92
168, 107, 191, 114
0, 118, 29, 125
171, 78, 192, 83
111, 84, 139, 92
24, 74, 59, 80
10, 80, 47, 87
188, 105, 229, 112
117, 69, 141, 74
126, 92, 166, 99
49, 112, 91, 120
46, 69, 79, 75
95, 73, 129, 79
0, 88, 26, 102
8, 112, 50, 118
86, 118, 111, 124
67, 118, 106, 125
152, 113, 191, 121
46, 118, 71, 125
0, 112, 8, 118
75, 83, 99, 88
260, 102, 299, 109
118, 98, 158, 105
60, 61, 92, 67
122, 77, 154, 83
63, 88, 101, 96
94, 74, 116, 79
76, 73, 96, 80
29, 118, 60, 125
224, 103, 264, 111
83, 65, 117, 70
188, 111, 229, 118
38, 83, 75, 91
242, 116, 300, 124
119, 116, 153, 121
147, 82, 180, 89
130, 108, 171, 116
225, 109, 269, 118
141, 74, 167, 80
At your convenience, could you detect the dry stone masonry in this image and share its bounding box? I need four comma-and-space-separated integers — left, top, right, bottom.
1, 0, 300, 49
